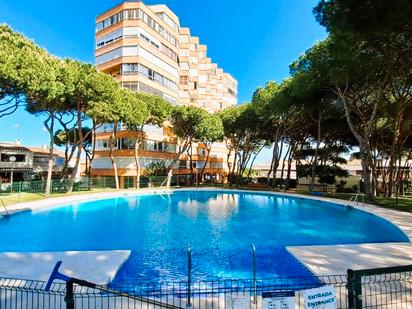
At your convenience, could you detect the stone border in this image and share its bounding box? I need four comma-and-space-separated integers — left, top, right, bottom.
2, 187, 411, 239
1, 187, 410, 278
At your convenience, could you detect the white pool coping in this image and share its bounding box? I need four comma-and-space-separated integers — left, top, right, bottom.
1, 187, 411, 280
0, 251, 131, 284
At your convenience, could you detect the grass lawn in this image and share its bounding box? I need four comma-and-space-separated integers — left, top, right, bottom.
295, 191, 412, 213
0, 192, 46, 207
0, 188, 120, 207
218, 184, 412, 213
372, 196, 412, 213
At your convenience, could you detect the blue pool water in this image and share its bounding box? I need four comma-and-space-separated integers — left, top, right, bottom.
0, 190, 408, 284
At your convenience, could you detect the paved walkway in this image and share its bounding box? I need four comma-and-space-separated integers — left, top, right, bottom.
0, 251, 131, 284
288, 243, 412, 275
286, 195, 412, 276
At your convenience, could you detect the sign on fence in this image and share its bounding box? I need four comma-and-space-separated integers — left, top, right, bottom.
303, 285, 336, 309
225, 295, 251, 309
262, 291, 295, 309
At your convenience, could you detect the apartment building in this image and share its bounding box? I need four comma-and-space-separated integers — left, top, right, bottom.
92, 1, 238, 187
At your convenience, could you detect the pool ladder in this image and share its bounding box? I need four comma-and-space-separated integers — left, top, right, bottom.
348, 193, 366, 207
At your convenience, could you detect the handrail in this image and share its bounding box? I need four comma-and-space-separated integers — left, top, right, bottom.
46, 261, 182, 309
348, 193, 365, 207
0, 198, 9, 216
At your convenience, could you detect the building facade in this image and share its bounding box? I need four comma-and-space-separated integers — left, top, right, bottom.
92, 1, 237, 187
0, 142, 65, 186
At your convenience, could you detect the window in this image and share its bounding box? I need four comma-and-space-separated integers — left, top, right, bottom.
140, 33, 160, 49
143, 140, 155, 151
160, 44, 178, 62
96, 29, 123, 48
228, 88, 236, 96
179, 160, 187, 168
163, 94, 178, 106
124, 176, 134, 189
138, 82, 163, 97
96, 139, 110, 150
147, 68, 155, 81
139, 10, 178, 46
96, 9, 178, 47
142, 140, 176, 153
180, 76, 188, 85
163, 143, 177, 153
0, 154, 26, 162
122, 82, 139, 92
193, 82, 197, 90
121, 63, 139, 75
156, 12, 179, 31
180, 63, 189, 70
119, 138, 135, 150
136, 64, 177, 91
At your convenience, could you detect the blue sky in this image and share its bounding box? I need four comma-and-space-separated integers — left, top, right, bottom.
0, 0, 326, 163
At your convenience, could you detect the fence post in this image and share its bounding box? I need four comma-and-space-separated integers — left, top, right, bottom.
347, 269, 362, 309
19, 181, 22, 202
187, 245, 192, 307
252, 244, 257, 304
65, 280, 75, 309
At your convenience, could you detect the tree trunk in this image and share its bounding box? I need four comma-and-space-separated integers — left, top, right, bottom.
371, 152, 379, 196
188, 144, 194, 185
55, 113, 75, 179
88, 121, 98, 177
134, 126, 144, 189
272, 139, 284, 188
267, 145, 276, 185
247, 145, 264, 179
109, 122, 120, 190
280, 144, 291, 186
166, 139, 191, 188
200, 144, 212, 182
387, 109, 405, 197
310, 113, 322, 191
134, 137, 141, 189
338, 87, 378, 200
229, 143, 238, 187
67, 108, 84, 194
285, 141, 295, 190
44, 114, 55, 197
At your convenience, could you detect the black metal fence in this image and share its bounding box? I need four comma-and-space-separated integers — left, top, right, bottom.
0, 176, 178, 195
1, 265, 411, 308
347, 265, 412, 308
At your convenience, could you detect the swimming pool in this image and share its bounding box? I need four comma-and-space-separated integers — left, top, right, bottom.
0, 190, 408, 284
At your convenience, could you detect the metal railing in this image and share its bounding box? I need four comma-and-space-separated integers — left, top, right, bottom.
1, 265, 411, 308
348, 193, 366, 207
0, 176, 179, 195
0, 198, 8, 216
0, 275, 346, 309
347, 265, 412, 308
